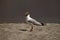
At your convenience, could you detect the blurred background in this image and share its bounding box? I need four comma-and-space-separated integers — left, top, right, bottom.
0, 0, 60, 23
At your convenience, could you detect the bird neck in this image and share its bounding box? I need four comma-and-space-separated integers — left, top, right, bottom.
27, 14, 31, 18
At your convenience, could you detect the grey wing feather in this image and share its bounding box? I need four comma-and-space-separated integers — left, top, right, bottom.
29, 18, 42, 25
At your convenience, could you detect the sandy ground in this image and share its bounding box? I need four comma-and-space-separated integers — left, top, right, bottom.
0, 23, 60, 40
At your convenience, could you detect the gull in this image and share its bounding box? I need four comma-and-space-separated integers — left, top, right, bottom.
25, 11, 44, 31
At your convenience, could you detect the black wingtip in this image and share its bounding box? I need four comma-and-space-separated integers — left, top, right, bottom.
41, 23, 45, 26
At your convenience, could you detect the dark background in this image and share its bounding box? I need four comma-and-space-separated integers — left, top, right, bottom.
0, 0, 60, 23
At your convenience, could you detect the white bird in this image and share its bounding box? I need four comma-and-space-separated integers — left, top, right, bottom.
25, 11, 44, 31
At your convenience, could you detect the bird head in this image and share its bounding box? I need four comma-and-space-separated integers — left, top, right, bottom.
25, 10, 30, 16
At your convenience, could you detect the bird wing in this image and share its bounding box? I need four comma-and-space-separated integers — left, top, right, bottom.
28, 18, 42, 25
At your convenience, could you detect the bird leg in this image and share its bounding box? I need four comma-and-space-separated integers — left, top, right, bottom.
29, 23, 33, 32
25, 21, 33, 32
